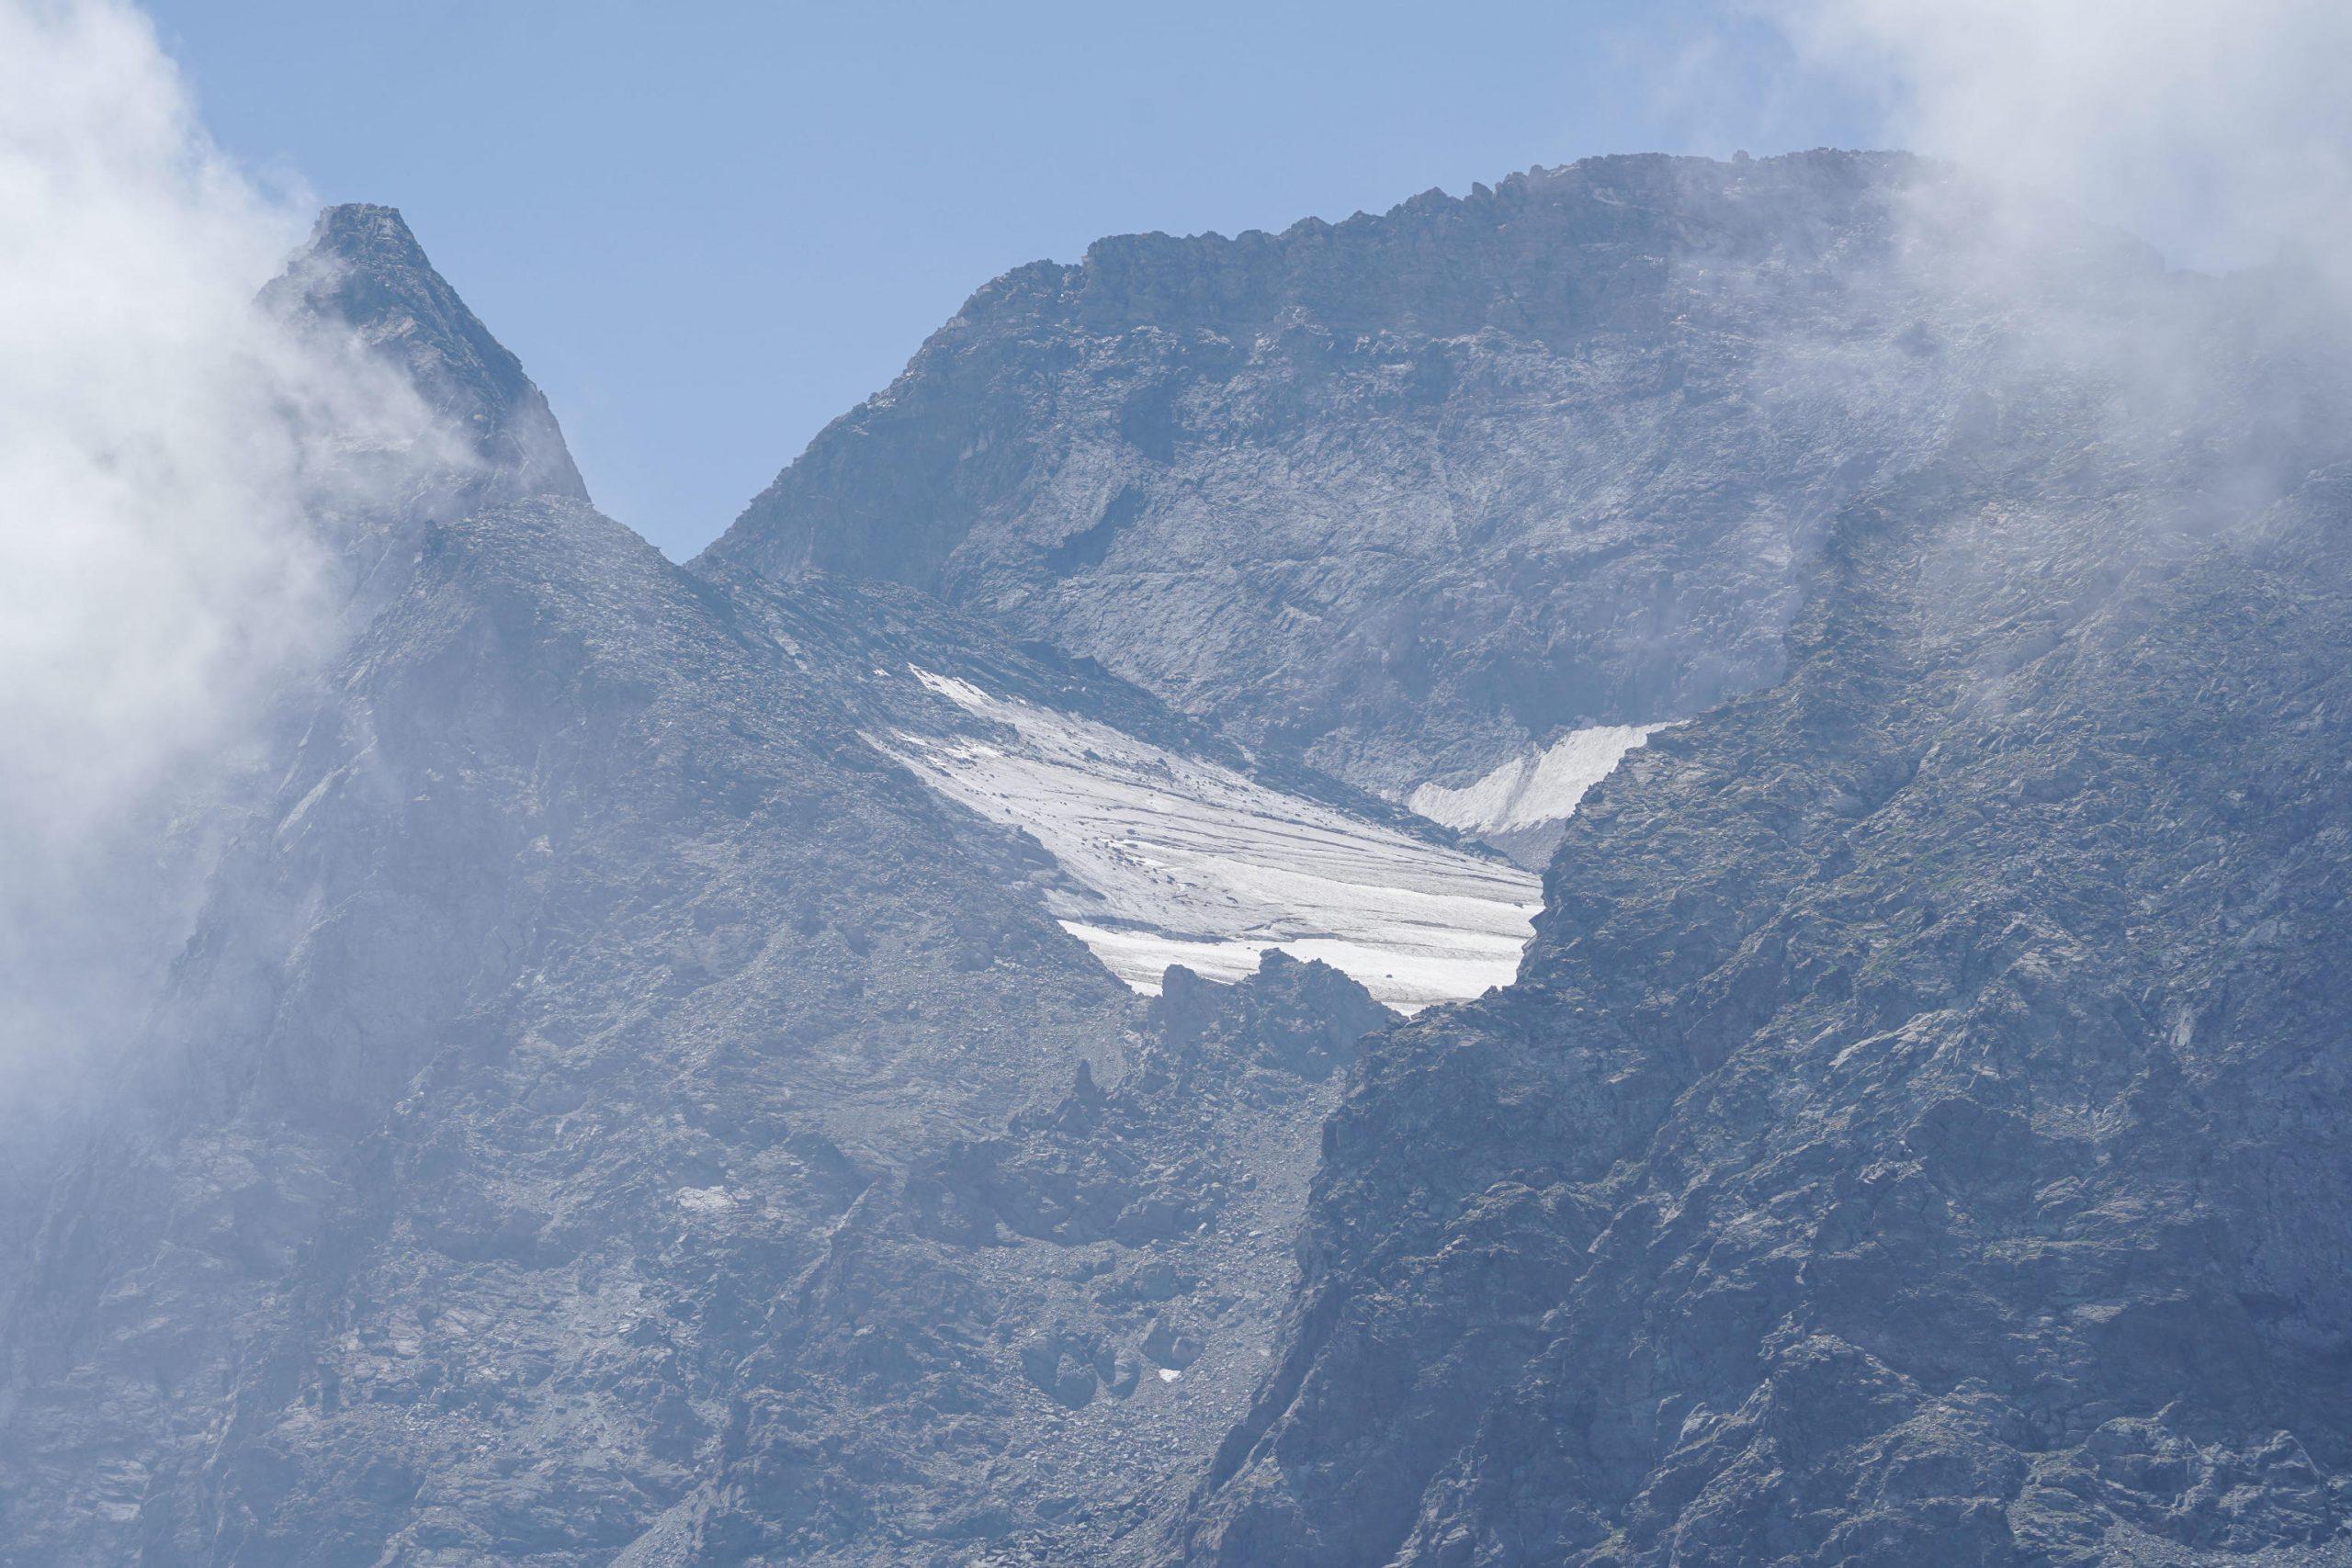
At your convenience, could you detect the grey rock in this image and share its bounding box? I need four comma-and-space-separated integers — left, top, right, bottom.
1171, 329, 2352, 1562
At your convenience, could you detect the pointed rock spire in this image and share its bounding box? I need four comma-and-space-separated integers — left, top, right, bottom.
266, 203, 588, 502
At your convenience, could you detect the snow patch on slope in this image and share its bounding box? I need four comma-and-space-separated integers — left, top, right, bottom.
871, 669, 1540, 1012
1408, 724, 1665, 839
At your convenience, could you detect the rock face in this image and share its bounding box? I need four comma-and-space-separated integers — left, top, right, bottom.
1170, 293, 2352, 1561
702, 152, 2021, 799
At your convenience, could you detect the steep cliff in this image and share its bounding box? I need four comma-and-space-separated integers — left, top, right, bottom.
1173, 267, 2352, 1564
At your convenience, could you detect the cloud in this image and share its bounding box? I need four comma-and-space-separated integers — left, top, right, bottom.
1769, 0, 2352, 278
0, 0, 447, 1083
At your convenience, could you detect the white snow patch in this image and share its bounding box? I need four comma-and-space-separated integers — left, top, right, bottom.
1408, 724, 1666, 839
908, 668, 995, 712
1158, 1367, 1183, 1382
872, 669, 1542, 1012
675, 1186, 738, 1214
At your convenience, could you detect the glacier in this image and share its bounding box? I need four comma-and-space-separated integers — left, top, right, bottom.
871, 668, 1543, 1011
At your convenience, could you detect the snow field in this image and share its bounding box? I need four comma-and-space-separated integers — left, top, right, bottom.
871, 669, 1544, 1011
1406, 722, 1665, 837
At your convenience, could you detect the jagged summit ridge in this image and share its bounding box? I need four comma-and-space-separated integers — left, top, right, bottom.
695, 149, 2027, 807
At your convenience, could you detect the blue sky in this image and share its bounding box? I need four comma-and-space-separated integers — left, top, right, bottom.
147, 1, 1881, 558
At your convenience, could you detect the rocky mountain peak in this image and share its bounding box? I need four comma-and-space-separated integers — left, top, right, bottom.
307, 200, 432, 274
265, 202, 587, 502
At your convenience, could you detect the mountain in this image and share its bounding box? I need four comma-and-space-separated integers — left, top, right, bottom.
9, 148, 2352, 1568
0, 206, 1483, 1563
1, 203, 594, 1224
707, 150, 2352, 1562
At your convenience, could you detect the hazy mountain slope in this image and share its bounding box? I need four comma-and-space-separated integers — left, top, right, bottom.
0, 204, 584, 1237
701, 151, 2086, 805
688, 950, 1395, 1565
0, 487, 1136, 1562
0, 208, 1445, 1566
1170, 286, 2352, 1564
